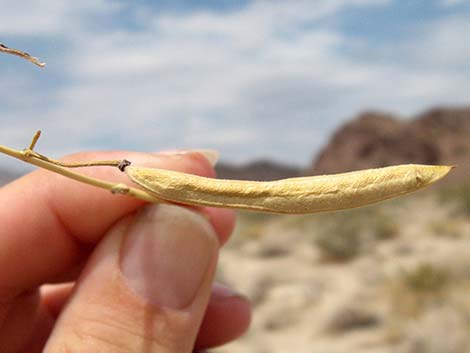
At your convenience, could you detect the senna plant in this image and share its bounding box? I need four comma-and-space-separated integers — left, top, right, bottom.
0, 44, 453, 214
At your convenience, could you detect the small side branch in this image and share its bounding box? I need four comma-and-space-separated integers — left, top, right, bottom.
22, 131, 129, 169
0, 43, 46, 67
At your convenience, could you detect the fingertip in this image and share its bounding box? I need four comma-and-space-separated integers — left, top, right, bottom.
196, 283, 251, 349
41, 283, 74, 318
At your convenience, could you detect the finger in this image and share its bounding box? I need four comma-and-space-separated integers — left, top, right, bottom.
202, 208, 236, 246
39, 281, 251, 349
195, 283, 251, 349
0, 150, 217, 299
46, 207, 236, 285
17, 299, 54, 353
0, 290, 40, 353
41, 283, 75, 318
45, 204, 220, 353
37, 208, 236, 285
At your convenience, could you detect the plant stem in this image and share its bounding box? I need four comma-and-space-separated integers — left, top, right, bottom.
0, 139, 163, 204
0, 43, 46, 67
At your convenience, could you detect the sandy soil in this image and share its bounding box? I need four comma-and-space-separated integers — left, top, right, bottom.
214, 192, 470, 353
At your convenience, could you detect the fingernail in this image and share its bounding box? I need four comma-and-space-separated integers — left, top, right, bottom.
158, 149, 219, 166
120, 204, 218, 309
194, 149, 219, 167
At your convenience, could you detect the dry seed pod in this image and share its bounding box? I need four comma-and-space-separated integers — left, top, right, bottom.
125, 164, 453, 214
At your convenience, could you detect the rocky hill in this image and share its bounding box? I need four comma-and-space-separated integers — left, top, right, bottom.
310, 107, 470, 183
216, 159, 301, 181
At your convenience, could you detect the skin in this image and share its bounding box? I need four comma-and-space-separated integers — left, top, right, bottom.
0, 150, 251, 353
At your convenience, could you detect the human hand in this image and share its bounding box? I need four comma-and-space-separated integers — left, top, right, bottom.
0, 150, 251, 353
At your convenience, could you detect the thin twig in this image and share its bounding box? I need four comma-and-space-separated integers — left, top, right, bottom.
0, 132, 163, 204
0, 43, 46, 67
22, 131, 128, 169
26, 149, 129, 169
28, 130, 42, 150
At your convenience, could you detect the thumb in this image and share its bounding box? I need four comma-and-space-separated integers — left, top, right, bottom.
44, 204, 219, 353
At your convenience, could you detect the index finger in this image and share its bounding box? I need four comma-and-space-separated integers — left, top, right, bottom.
0, 150, 217, 299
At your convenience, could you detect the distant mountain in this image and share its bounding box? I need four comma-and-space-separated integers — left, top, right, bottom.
309, 107, 470, 183
216, 159, 301, 181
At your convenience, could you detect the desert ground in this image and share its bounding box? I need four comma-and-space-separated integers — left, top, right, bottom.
214, 184, 470, 353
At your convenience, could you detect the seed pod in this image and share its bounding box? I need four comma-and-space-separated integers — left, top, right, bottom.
125, 164, 453, 214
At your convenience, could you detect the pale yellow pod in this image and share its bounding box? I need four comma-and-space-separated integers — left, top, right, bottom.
125, 164, 453, 214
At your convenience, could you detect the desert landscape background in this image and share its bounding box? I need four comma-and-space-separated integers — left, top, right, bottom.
214, 107, 470, 353
2, 2, 469, 351
1, 107, 469, 353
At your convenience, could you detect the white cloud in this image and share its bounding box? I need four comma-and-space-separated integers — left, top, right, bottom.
406, 15, 470, 69
0, 0, 123, 35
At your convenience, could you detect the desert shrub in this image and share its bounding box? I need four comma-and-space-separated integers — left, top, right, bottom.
403, 263, 449, 292
439, 183, 470, 219
387, 263, 451, 318
325, 305, 380, 333
372, 213, 399, 240
314, 215, 362, 261
429, 219, 462, 238
311, 205, 401, 261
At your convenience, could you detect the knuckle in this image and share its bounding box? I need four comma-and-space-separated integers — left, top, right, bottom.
52, 303, 192, 353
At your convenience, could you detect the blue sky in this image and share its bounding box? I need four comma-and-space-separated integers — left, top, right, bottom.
1, 0, 469, 172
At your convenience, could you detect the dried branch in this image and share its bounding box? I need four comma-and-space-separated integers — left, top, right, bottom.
0, 42, 45, 67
